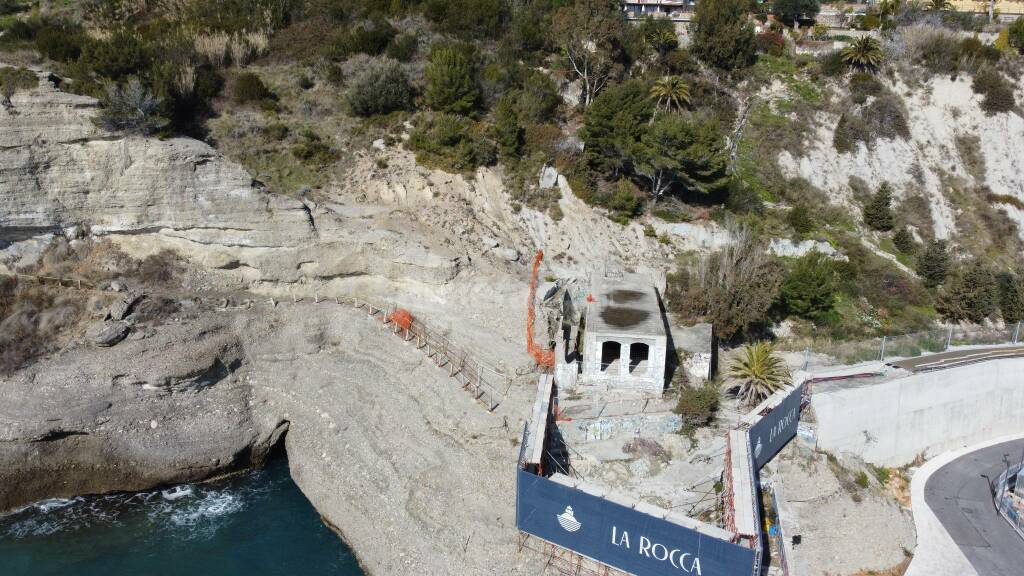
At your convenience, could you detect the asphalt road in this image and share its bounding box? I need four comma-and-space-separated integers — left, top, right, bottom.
924, 439, 1024, 576
891, 346, 1024, 372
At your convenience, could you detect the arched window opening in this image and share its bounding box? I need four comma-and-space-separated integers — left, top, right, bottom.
600, 341, 621, 372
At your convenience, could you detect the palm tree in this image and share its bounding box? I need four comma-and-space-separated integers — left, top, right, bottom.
649, 76, 691, 114
878, 0, 904, 27
926, 0, 951, 10
646, 27, 678, 56
727, 342, 791, 406
841, 36, 886, 71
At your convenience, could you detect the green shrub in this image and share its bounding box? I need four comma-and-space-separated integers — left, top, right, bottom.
345, 60, 412, 117
893, 227, 916, 254
690, 0, 756, 70
1010, 17, 1024, 53
834, 94, 909, 152
851, 13, 881, 30
291, 129, 340, 167
855, 470, 870, 488
959, 37, 1001, 64
609, 179, 645, 219
424, 43, 479, 115
0, 66, 37, 100
81, 29, 151, 80
972, 67, 1016, 114
521, 122, 562, 158
0, 14, 43, 44
916, 33, 961, 76
665, 48, 700, 75
423, 0, 507, 40
492, 95, 522, 156
514, 69, 560, 124
818, 50, 847, 76
868, 464, 891, 485
263, 122, 289, 141
788, 205, 815, 235
865, 94, 910, 140
408, 113, 496, 173
35, 23, 87, 62
849, 71, 883, 105
328, 19, 396, 60
233, 72, 274, 104
674, 380, 720, 440
385, 32, 417, 61
324, 62, 344, 86
833, 111, 870, 153
781, 251, 837, 321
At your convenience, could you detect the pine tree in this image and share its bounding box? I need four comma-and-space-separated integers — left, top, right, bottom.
787, 205, 814, 235
424, 43, 479, 115
918, 239, 950, 288
493, 95, 521, 157
997, 272, 1024, 324
690, 0, 756, 71
892, 227, 916, 254
780, 251, 836, 320
938, 260, 998, 323
863, 182, 895, 231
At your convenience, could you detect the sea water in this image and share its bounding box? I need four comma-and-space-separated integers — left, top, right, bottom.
0, 458, 364, 576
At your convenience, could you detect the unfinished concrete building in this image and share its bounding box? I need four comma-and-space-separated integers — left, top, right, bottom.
568, 275, 668, 395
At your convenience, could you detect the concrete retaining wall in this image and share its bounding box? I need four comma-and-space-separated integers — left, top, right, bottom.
812, 358, 1024, 466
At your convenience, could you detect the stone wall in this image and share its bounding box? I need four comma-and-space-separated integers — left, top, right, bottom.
579, 331, 667, 394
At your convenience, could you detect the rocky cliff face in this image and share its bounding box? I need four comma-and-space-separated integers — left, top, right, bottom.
0, 70, 460, 288
778, 75, 1024, 241
0, 310, 284, 511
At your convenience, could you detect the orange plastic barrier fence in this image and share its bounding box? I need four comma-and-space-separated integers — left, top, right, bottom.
388, 308, 414, 331
527, 250, 555, 368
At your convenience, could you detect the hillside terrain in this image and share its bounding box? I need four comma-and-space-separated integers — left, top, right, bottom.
2, 1, 1024, 575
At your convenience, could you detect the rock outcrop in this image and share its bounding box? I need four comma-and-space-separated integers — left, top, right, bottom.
0, 70, 460, 288
0, 311, 282, 511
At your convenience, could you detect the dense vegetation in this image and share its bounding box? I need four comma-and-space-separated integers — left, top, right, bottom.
2, 0, 1023, 345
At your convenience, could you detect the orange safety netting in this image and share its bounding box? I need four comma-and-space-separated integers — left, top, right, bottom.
387, 308, 414, 330
527, 250, 555, 368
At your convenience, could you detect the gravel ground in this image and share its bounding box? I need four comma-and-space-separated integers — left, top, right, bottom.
773, 442, 916, 576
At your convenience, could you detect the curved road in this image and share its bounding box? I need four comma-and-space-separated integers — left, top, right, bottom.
924, 439, 1024, 576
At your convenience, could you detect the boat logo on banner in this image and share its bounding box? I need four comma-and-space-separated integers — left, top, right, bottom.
557, 506, 582, 532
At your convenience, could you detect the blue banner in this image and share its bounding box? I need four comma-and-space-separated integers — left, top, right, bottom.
516, 469, 755, 576
748, 383, 805, 470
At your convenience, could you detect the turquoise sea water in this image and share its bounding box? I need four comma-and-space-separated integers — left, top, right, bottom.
0, 458, 364, 576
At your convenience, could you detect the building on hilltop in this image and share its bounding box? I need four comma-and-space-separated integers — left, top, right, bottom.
623, 0, 696, 21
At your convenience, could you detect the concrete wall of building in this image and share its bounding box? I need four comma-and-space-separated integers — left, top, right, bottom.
812, 358, 1024, 466
579, 331, 667, 394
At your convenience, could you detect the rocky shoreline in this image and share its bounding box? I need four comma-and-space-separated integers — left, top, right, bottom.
0, 298, 547, 575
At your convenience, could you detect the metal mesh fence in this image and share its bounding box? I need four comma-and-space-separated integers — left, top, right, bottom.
786, 322, 1023, 368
